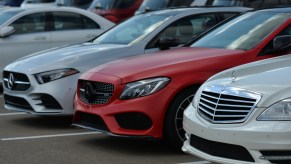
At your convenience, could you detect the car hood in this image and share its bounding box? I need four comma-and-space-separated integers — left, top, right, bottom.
204, 55, 291, 107
87, 47, 244, 83
5, 42, 133, 74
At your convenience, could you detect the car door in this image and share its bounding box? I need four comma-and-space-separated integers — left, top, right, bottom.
50, 11, 102, 48
0, 11, 50, 70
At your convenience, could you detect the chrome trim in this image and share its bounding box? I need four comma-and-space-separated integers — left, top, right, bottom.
259, 155, 291, 160
198, 85, 261, 124
3, 78, 30, 84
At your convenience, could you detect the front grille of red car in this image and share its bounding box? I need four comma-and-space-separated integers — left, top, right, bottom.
190, 134, 255, 162
3, 71, 30, 91
197, 85, 261, 124
79, 80, 114, 105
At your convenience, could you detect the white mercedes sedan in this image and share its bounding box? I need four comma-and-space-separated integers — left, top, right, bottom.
0, 6, 114, 80
183, 51, 291, 163
3, 7, 251, 115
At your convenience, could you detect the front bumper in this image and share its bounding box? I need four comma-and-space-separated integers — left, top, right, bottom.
3, 72, 80, 115
182, 104, 291, 164
73, 84, 176, 139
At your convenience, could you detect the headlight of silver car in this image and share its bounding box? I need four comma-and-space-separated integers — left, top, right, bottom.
34, 68, 79, 84
119, 77, 170, 100
257, 98, 291, 121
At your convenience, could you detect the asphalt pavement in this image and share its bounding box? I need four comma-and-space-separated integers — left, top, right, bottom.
0, 94, 211, 164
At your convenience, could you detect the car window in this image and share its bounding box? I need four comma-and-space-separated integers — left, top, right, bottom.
52, 11, 100, 31
55, 0, 93, 9
88, 0, 114, 10
10, 12, 47, 34
112, 0, 136, 9
147, 13, 218, 49
25, 0, 55, 3
191, 12, 291, 50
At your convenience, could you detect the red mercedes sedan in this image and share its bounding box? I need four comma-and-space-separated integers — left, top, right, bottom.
73, 8, 291, 149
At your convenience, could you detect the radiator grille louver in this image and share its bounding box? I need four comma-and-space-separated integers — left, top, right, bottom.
198, 85, 261, 123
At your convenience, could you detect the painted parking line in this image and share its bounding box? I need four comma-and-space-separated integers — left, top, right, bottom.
0, 112, 27, 116
1, 131, 101, 141
178, 161, 211, 164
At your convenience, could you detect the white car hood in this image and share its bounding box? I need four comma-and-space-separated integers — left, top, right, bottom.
4, 42, 134, 74
205, 55, 291, 107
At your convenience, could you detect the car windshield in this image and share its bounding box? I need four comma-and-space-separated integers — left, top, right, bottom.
0, 9, 23, 26
191, 11, 291, 50
93, 13, 172, 45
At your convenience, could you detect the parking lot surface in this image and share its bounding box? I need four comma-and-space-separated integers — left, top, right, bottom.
0, 94, 211, 164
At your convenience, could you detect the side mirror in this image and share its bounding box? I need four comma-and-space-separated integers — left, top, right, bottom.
158, 37, 180, 50
0, 26, 15, 38
273, 35, 291, 49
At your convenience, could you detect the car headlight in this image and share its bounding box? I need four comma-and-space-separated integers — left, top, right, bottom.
34, 68, 79, 84
257, 98, 291, 121
119, 77, 170, 100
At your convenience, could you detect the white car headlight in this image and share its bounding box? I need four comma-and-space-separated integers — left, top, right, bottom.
34, 68, 79, 84
257, 98, 291, 121
119, 77, 170, 100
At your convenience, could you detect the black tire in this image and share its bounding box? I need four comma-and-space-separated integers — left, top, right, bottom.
164, 87, 196, 150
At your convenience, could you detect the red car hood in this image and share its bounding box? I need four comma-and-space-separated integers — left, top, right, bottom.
88, 47, 245, 84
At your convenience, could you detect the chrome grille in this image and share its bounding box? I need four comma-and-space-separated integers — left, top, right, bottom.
198, 85, 261, 123
79, 80, 114, 105
3, 71, 30, 91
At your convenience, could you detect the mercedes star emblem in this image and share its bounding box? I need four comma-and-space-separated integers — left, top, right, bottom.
7, 73, 15, 90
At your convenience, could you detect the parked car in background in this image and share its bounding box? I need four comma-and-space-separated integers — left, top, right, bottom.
135, 0, 197, 15
55, 0, 93, 9
0, 6, 114, 83
205, 0, 291, 9
0, 0, 24, 6
2, 7, 250, 115
21, 0, 56, 7
183, 53, 291, 163
87, 0, 143, 23
72, 7, 291, 149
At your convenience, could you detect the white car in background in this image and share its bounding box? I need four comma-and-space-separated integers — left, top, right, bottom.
2, 7, 251, 115
0, 6, 114, 81
183, 51, 291, 162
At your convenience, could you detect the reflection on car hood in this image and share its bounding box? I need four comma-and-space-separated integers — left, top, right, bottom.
88, 47, 244, 83
205, 55, 291, 107
5, 42, 133, 73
